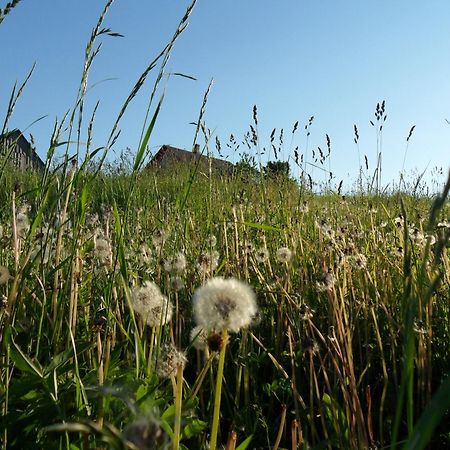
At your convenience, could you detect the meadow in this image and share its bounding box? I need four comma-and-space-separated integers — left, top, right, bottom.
1, 1, 450, 449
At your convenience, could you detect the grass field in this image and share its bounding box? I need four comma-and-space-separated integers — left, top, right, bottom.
1, 1, 450, 449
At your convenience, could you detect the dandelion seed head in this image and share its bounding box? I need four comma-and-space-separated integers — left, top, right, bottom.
16, 212, 29, 237
132, 281, 173, 327
171, 252, 187, 274
394, 215, 404, 228
276, 247, 293, 263
437, 221, 450, 229
197, 250, 219, 275
206, 235, 217, 248
138, 243, 152, 264
152, 229, 168, 249
316, 271, 336, 292
169, 276, 185, 292
190, 325, 209, 351
254, 247, 269, 263
123, 416, 167, 450
193, 277, 257, 333
0, 266, 10, 285
244, 241, 254, 254
156, 344, 187, 379
299, 303, 314, 320
94, 236, 112, 266
298, 201, 309, 213
351, 253, 367, 270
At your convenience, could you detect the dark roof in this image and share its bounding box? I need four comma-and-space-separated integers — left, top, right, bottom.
149, 145, 233, 172
0, 129, 45, 171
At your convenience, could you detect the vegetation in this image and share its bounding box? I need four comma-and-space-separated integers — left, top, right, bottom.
1, 1, 449, 449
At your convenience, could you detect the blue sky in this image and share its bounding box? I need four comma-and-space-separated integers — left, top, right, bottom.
1, 0, 450, 191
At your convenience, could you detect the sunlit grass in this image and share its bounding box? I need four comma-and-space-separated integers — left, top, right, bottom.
0, 1, 449, 449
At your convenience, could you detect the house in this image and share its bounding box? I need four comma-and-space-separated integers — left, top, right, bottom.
0, 129, 45, 171
148, 144, 233, 173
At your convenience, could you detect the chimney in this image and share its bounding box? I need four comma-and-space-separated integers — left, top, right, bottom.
193, 143, 200, 154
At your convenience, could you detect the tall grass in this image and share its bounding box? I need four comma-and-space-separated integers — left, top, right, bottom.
1, 2, 449, 449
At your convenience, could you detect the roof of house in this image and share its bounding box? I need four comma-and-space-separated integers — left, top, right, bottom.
148, 144, 233, 172
0, 129, 45, 170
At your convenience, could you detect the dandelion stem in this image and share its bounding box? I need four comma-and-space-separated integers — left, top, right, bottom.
173, 363, 184, 450
210, 328, 228, 450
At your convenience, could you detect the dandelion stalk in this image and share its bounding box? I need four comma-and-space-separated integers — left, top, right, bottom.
173, 363, 184, 450
210, 327, 228, 450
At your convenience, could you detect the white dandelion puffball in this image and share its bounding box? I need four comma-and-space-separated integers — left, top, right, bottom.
276, 247, 293, 263
193, 277, 257, 333
156, 344, 187, 379
132, 281, 173, 327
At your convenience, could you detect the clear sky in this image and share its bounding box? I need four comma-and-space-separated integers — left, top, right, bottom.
1, 0, 450, 191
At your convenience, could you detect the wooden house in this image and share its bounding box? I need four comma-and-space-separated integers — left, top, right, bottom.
148, 144, 233, 173
0, 129, 45, 171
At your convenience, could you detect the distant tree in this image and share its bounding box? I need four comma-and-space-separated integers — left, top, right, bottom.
264, 161, 289, 179
233, 152, 259, 179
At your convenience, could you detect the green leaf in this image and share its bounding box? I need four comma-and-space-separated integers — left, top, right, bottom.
403, 376, 450, 450
161, 403, 175, 421
236, 434, 253, 450
6, 328, 43, 378
182, 419, 207, 439
133, 94, 164, 171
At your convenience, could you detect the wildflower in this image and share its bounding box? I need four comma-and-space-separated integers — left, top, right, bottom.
0, 266, 10, 285
193, 277, 257, 333
254, 247, 269, 263
190, 325, 209, 351
316, 271, 336, 292
156, 343, 187, 379
131, 281, 173, 327
276, 246, 293, 263
380, 221, 388, 228
123, 416, 167, 450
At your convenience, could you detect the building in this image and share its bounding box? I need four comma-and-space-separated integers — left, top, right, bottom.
0, 129, 45, 171
148, 144, 233, 173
